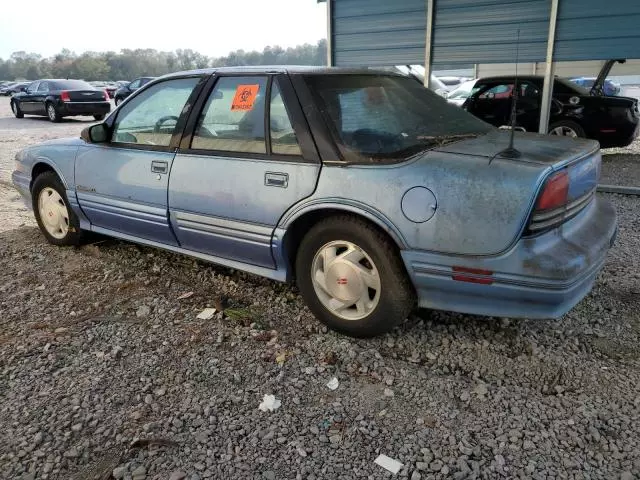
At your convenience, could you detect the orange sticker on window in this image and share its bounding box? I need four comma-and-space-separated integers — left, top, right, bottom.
231, 84, 260, 111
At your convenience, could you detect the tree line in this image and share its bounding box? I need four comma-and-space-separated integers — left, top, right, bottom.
0, 40, 327, 81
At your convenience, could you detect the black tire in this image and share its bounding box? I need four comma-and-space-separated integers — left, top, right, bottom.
32, 171, 83, 246
93, 114, 105, 121
295, 215, 415, 337
548, 120, 585, 138
46, 102, 61, 122
114, 97, 121, 106
11, 100, 23, 118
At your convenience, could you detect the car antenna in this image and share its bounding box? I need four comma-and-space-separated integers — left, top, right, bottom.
499, 28, 522, 159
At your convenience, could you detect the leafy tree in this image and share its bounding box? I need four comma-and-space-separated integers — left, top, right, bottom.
0, 39, 327, 81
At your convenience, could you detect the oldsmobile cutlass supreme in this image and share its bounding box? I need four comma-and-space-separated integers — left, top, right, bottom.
12, 67, 617, 337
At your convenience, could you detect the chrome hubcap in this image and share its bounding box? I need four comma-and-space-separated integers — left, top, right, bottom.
38, 188, 69, 239
48, 105, 56, 120
550, 126, 578, 137
311, 240, 381, 321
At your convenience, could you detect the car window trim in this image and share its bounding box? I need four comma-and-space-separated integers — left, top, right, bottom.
178, 72, 319, 164
274, 74, 320, 162
27, 81, 40, 94
104, 74, 208, 153
289, 74, 341, 164
264, 76, 273, 155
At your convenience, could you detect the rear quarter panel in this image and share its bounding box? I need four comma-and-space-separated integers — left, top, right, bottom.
281, 151, 548, 256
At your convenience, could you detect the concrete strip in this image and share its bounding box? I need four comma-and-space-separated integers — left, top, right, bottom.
597, 184, 640, 196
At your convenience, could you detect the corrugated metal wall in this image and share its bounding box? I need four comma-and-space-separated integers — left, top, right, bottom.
476, 60, 640, 79
327, 0, 640, 67
331, 0, 426, 66
431, 0, 549, 66
555, 0, 640, 61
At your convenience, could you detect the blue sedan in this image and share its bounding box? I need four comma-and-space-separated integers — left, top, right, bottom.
12, 67, 617, 337
570, 77, 621, 96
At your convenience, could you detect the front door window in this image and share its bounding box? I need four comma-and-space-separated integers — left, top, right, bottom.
112, 78, 199, 146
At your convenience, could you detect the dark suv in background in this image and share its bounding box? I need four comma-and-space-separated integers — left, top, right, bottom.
114, 77, 155, 105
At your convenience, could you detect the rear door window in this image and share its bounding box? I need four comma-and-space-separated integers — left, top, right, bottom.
192, 76, 268, 154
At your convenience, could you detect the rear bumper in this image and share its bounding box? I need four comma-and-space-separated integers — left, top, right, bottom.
58, 101, 111, 116
596, 119, 639, 148
402, 196, 617, 319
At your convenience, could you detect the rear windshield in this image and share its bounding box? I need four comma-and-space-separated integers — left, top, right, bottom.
304, 74, 493, 163
51, 80, 95, 90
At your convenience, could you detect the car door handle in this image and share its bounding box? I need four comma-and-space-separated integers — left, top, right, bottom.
151, 160, 168, 174
265, 172, 288, 188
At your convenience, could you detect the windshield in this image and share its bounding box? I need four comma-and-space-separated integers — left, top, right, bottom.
51, 80, 95, 90
305, 74, 493, 163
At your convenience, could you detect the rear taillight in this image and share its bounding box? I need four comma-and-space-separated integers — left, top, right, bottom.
527, 164, 596, 235
103, 89, 109, 101
60, 91, 70, 102
536, 170, 569, 211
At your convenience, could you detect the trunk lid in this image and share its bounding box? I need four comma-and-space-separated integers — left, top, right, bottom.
590, 59, 625, 96
435, 130, 599, 168
66, 89, 106, 102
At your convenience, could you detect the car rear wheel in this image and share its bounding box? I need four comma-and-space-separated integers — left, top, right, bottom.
93, 114, 105, 121
46, 103, 61, 123
11, 100, 23, 118
32, 172, 83, 246
114, 97, 121, 106
295, 215, 415, 337
548, 120, 585, 138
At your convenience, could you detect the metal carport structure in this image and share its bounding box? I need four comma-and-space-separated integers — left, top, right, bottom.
319, 0, 640, 134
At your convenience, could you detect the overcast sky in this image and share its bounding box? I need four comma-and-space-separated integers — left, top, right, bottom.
0, 0, 327, 59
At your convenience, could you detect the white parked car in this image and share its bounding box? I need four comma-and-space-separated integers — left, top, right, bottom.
446, 79, 479, 106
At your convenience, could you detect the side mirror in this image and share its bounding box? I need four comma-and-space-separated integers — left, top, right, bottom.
81, 123, 109, 143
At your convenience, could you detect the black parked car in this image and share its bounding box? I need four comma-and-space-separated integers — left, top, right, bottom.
10, 79, 111, 122
113, 77, 155, 105
463, 72, 639, 148
0, 82, 16, 95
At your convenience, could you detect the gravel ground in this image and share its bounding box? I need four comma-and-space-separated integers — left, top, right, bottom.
0, 97, 639, 480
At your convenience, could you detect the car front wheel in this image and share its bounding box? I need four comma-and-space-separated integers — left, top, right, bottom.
295, 215, 415, 337
11, 100, 23, 118
94, 114, 105, 121
32, 171, 83, 246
